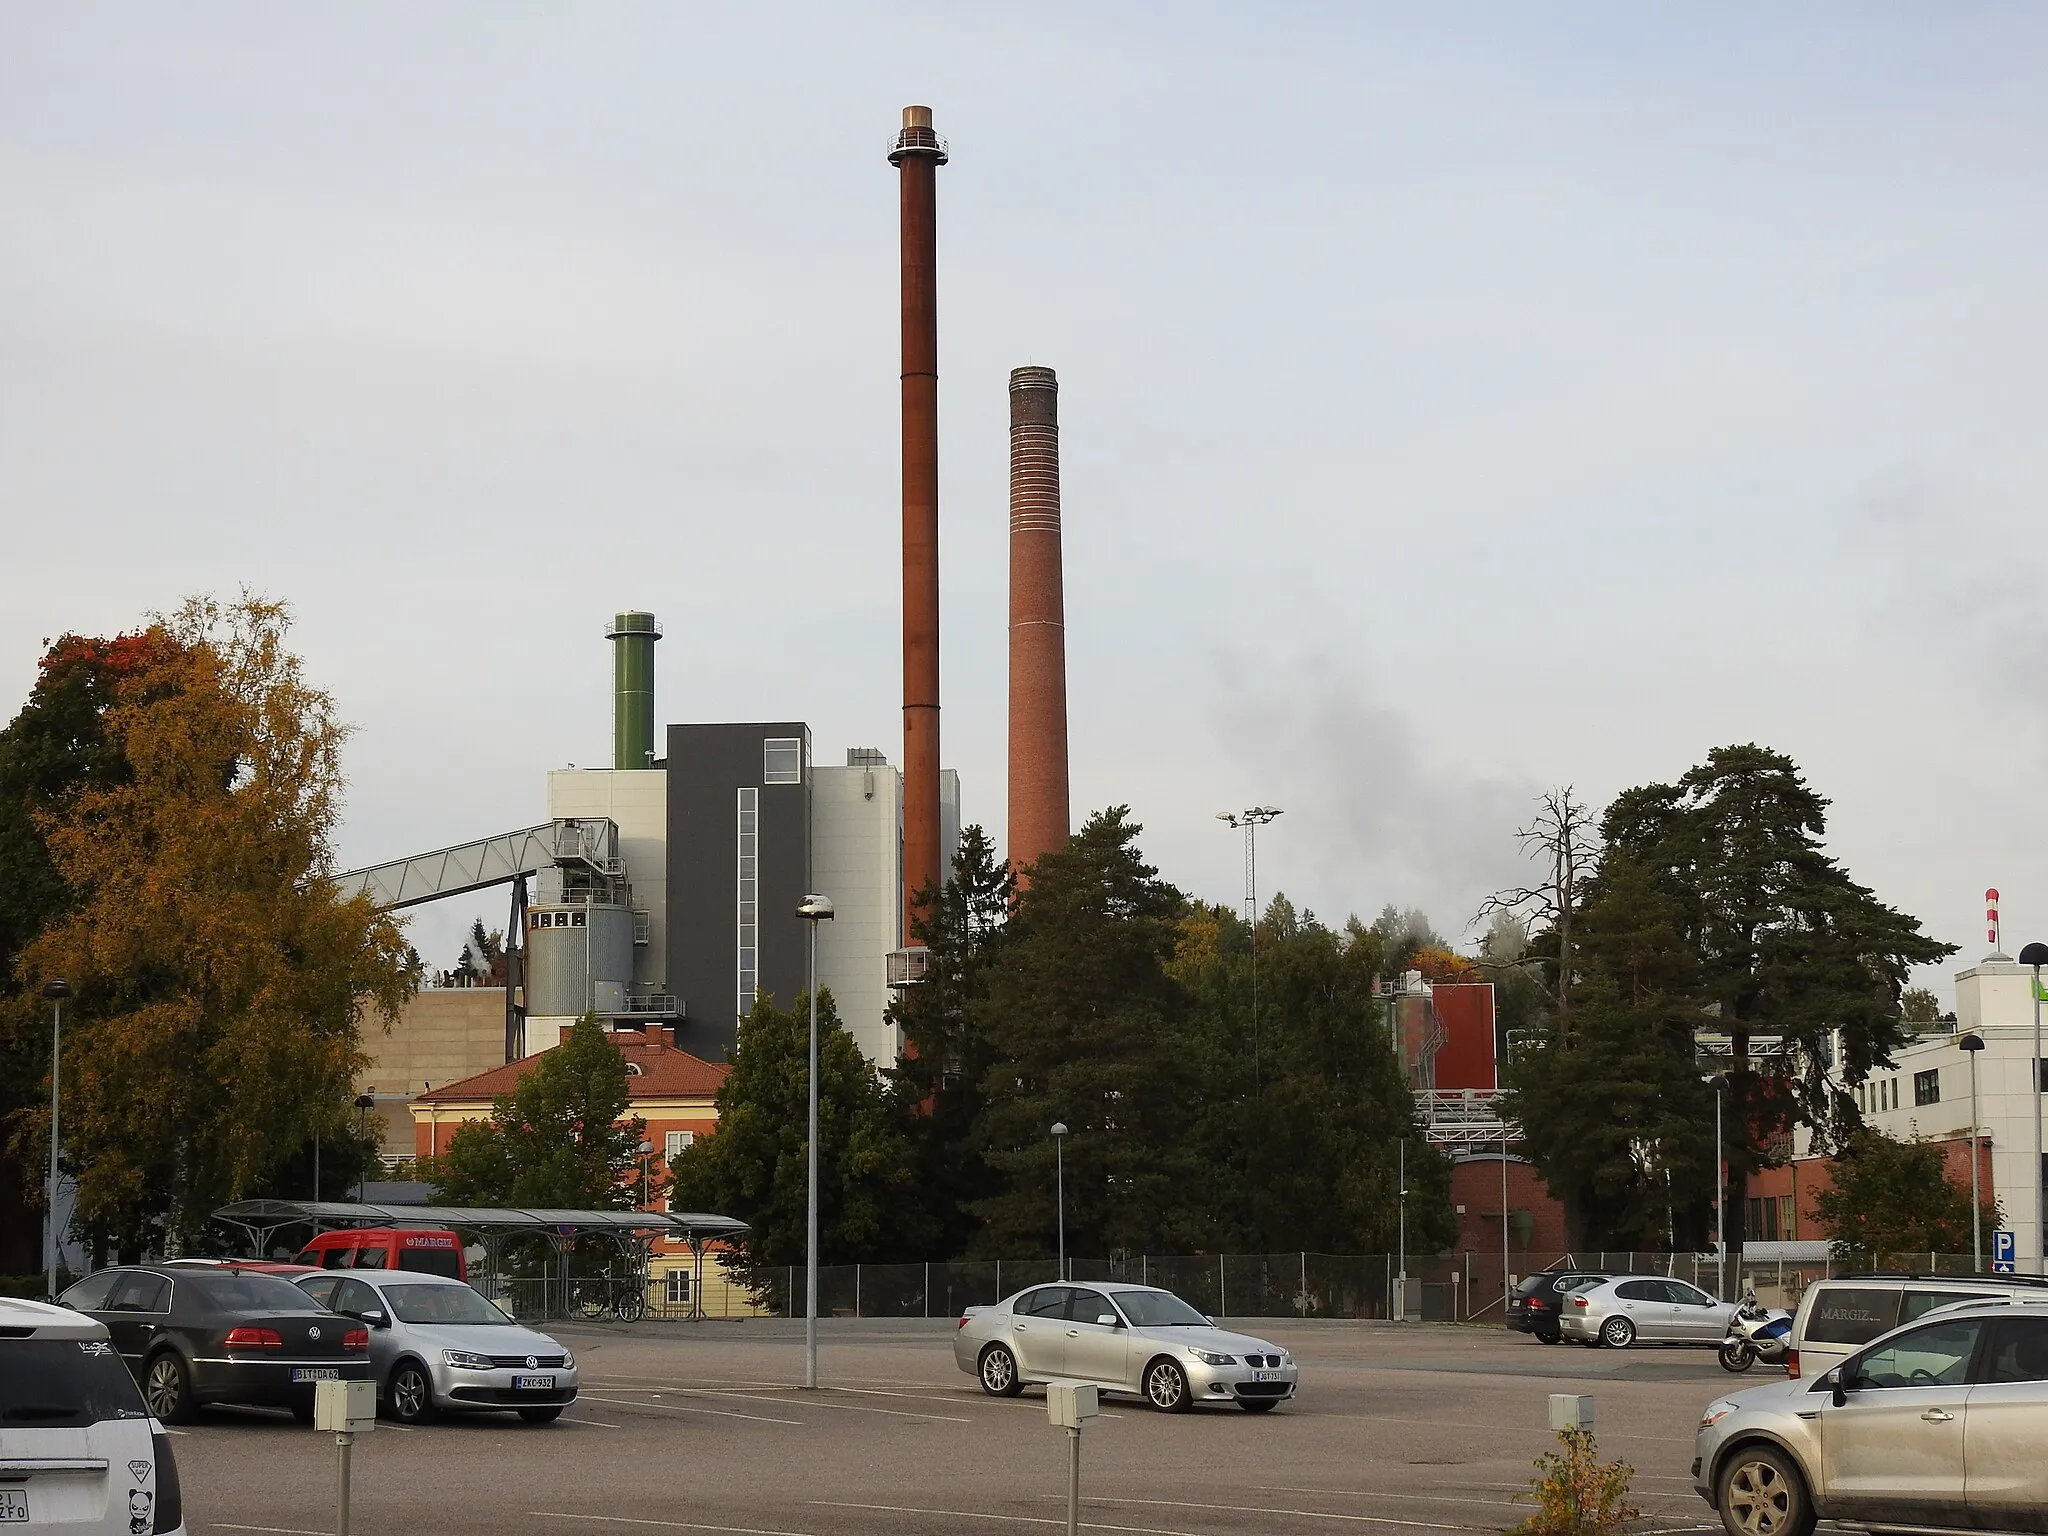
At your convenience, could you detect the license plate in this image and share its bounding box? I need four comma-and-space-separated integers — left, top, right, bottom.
291, 1367, 340, 1382
513, 1374, 555, 1390
0, 1489, 28, 1523
1251, 1370, 1281, 1382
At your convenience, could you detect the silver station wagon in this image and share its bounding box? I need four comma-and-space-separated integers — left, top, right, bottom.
954, 1282, 1298, 1412
1694, 1296, 2048, 1536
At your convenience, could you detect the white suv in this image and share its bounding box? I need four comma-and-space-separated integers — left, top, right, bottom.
0, 1295, 186, 1534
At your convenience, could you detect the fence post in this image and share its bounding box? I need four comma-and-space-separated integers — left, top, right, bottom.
925, 1262, 930, 1319
1141, 1254, 1148, 1286
1219, 1255, 1226, 1319
855, 1265, 862, 1319
1300, 1252, 1307, 1316
996, 1259, 1001, 1301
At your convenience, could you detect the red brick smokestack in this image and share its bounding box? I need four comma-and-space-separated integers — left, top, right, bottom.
890, 106, 947, 935
1007, 366, 1069, 883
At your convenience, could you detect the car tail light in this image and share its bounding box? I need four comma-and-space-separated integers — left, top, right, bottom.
1786, 1348, 1799, 1379
343, 1327, 369, 1350
957, 1316, 970, 1329
151, 1430, 183, 1534
1571, 1295, 1589, 1308
222, 1326, 283, 1348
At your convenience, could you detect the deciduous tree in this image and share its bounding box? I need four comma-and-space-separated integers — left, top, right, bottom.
1811, 1129, 1997, 1259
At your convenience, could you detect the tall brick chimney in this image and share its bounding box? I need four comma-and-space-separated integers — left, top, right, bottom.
891, 105, 948, 934
1007, 365, 1070, 882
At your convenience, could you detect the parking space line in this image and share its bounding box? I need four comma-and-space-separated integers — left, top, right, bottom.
576, 1393, 800, 1426
560, 1416, 624, 1428
530, 1512, 817, 1536
644, 1386, 974, 1423
1254, 1486, 1526, 1509
212, 1525, 331, 1535
809, 1501, 1205, 1535
1083, 1495, 1480, 1529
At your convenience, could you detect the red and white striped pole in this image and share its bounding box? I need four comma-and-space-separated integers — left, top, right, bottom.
1988, 888, 2001, 953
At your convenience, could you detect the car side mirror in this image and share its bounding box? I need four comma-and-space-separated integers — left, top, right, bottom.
1097, 1314, 1121, 1328
360, 1309, 386, 1328
1825, 1369, 1846, 1407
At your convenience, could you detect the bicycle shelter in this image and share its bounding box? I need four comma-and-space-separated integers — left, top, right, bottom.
211, 1199, 748, 1320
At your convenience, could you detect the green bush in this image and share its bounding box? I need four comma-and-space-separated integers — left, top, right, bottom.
1513, 1427, 1640, 1536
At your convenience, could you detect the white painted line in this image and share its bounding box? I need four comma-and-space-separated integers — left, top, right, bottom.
1084, 1495, 1480, 1530
1254, 1486, 1526, 1510
561, 1416, 624, 1428
576, 1393, 799, 1426
809, 1502, 1204, 1536
529, 1513, 815, 1536
212, 1526, 331, 1535
657, 1385, 973, 1424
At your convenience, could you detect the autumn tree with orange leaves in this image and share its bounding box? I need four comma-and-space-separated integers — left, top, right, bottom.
5, 597, 413, 1259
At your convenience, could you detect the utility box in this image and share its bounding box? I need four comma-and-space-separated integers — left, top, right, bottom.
1047, 1381, 1099, 1429
315, 1379, 376, 1433
1548, 1393, 1595, 1432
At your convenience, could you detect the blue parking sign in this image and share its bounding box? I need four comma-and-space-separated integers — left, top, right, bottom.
1993, 1229, 2016, 1273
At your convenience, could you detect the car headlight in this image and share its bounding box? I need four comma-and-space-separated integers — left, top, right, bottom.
1190, 1349, 1238, 1367
1699, 1402, 1736, 1430
442, 1350, 496, 1371
562, 1350, 575, 1370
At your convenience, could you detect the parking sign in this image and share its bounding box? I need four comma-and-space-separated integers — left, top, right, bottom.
1993, 1229, 2016, 1273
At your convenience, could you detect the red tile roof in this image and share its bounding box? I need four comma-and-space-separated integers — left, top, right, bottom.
416, 1029, 729, 1105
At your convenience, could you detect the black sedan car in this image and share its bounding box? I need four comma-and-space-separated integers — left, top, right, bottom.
59, 1262, 372, 1423
1506, 1271, 1608, 1343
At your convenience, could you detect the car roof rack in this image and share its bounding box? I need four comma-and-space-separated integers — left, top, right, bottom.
1837, 1271, 2048, 1288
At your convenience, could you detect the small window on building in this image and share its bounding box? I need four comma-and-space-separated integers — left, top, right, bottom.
763, 737, 803, 785
624, 1061, 643, 1077
1915, 1069, 1940, 1106
665, 1270, 692, 1305
665, 1130, 693, 1159
572, 911, 586, 928
1778, 1194, 1797, 1241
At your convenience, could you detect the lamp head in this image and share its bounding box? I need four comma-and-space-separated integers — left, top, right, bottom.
1959, 1032, 1985, 1052
2019, 942, 2048, 967
797, 894, 835, 923
41, 979, 72, 1000
353, 1093, 377, 1110
1049, 1122, 1069, 1139
1705, 1073, 1730, 1090
639, 1140, 653, 1156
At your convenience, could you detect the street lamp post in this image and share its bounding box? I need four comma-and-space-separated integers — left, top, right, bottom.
42, 979, 71, 1300
797, 894, 836, 1389
1960, 1033, 1986, 1271
1706, 1074, 1729, 1300
1215, 808, 1282, 1092
353, 1093, 377, 1201
2020, 942, 2048, 1274
638, 1140, 654, 1210
1050, 1123, 1069, 1280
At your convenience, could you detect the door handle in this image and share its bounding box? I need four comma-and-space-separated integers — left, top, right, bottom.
1921, 1409, 1955, 1423
1016, 1323, 1028, 1331
1066, 1329, 1080, 1337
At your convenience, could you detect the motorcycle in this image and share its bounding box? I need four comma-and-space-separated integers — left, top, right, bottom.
1718, 1291, 1793, 1373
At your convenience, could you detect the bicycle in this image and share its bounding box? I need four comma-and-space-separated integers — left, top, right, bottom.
571, 1274, 647, 1323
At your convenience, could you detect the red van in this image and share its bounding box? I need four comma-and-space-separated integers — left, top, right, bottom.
295, 1228, 467, 1280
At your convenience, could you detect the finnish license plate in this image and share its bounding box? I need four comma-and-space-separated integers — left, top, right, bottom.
0, 1489, 28, 1523
513, 1374, 555, 1390
291, 1367, 340, 1382
1251, 1370, 1281, 1382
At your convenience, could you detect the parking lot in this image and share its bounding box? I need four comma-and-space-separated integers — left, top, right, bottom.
171, 1319, 1735, 1536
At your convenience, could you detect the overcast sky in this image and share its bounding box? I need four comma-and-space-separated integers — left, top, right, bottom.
6, 4, 2045, 994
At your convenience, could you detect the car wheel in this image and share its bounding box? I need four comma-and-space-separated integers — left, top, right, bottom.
388, 1360, 438, 1424
1238, 1398, 1279, 1412
1599, 1316, 1636, 1349
518, 1406, 564, 1423
1145, 1358, 1191, 1413
977, 1344, 1023, 1397
1717, 1445, 1815, 1536
143, 1352, 196, 1425
1536, 1331, 1561, 1345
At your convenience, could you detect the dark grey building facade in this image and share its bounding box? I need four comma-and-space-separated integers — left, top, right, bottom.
665, 722, 812, 1061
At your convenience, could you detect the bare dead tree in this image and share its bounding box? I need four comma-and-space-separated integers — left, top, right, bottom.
1475, 787, 1600, 1028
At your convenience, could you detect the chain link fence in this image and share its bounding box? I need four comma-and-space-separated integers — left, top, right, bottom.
486, 1249, 1997, 1324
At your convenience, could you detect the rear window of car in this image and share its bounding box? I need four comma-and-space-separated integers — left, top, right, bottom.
0, 1339, 150, 1427
1901, 1290, 1992, 1325
181, 1272, 323, 1311
1804, 1287, 1903, 1345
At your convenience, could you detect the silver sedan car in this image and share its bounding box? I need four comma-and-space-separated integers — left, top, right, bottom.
954, 1282, 1297, 1412
1559, 1275, 1736, 1349
294, 1270, 578, 1424
1693, 1298, 2048, 1536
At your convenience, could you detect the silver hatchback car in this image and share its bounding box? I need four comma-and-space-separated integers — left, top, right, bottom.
954, 1282, 1297, 1412
1559, 1275, 1736, 1349
1694, 1297, 2048, 1536
295, 1270, 578, 1424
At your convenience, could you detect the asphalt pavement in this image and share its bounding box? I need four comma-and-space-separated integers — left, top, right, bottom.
168, 1317, 1739, 1535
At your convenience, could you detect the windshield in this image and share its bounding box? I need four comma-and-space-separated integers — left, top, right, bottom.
383, 1283, 514, 1326
0, 1339, 150, 1426
1110, 1290, 1211, 1328
183, 1271, 326, 1311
